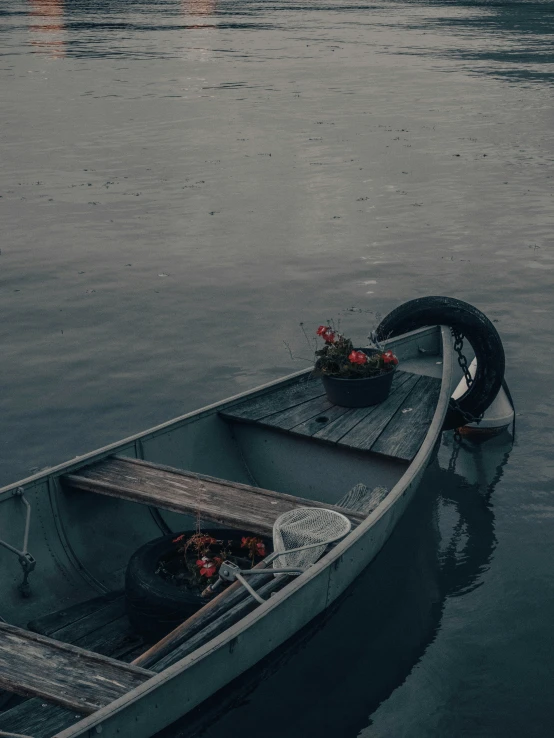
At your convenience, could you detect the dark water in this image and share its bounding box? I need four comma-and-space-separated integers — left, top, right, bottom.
2, 0, 554, 735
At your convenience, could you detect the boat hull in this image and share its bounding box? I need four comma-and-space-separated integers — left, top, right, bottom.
0, 326, 453, 737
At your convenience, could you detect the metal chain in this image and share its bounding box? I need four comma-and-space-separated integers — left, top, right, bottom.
447, 432, 462, 474
451, 328, 473, 387
449, 397, 484, 427
449, 329, 484, 426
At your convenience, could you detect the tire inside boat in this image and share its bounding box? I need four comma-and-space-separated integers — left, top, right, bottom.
125, 529, 267, 640
375, 296, 505, 431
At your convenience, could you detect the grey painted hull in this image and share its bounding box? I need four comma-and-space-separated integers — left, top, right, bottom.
0, 327, 453, 737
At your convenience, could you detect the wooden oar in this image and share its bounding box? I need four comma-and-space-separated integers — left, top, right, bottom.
132, 559, 271, 670
149, 577, 286, 672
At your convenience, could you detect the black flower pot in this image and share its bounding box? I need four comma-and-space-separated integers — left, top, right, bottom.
322, 368, 395, 408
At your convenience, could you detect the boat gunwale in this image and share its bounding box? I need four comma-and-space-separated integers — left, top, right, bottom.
51, 326, 453, 738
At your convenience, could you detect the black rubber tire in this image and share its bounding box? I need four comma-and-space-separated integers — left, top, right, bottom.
375, 296, 505, 431
125, 529, 268, 640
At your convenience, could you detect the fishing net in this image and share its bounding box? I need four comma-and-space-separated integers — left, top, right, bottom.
271, 507, 352, 569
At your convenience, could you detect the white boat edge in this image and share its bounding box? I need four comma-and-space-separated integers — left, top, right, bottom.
452, 358, 514, 433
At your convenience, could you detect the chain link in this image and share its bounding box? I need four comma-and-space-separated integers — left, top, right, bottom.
447, 432, 462, 474
452, 328, 473, 387
449, 397, 483, 427
450, 329, 484, 426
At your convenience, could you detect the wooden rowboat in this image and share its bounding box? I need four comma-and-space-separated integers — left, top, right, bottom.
0, 325, 454, 738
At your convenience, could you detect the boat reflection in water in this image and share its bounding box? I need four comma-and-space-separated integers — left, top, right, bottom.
28, 0, 66, 58
172, 432, 511, 738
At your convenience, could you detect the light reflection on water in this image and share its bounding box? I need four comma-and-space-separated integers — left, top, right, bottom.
1, 0, 554, 735
6, 0, 554, 84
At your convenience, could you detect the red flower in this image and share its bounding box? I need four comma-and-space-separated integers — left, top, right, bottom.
383, 350, 399, 366
173, 534, 185, 543
196, 557, 218, 578
242, 536, 267, 559
348, 350, 368, 365
316, 325, 336, 343
256, 541, 266, 557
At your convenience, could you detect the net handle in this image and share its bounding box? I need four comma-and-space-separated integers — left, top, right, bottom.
265, 539, 335, 565
269, 508, 353, 564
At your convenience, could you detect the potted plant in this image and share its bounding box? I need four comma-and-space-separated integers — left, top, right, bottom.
313, 324, 399, 408
125, 528, 269, 639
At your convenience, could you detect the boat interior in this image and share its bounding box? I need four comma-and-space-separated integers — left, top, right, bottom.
0, 326, 447, 738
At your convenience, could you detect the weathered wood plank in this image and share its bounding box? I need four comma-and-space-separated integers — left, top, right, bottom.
72, 616, 145, 662
0, 623, 152, 715
43, 597, 126, 644
312, 404, 378, 444
0, 700, 78, 738
30, 594, 145, 661
0, 597, 148, 737
336, 483, 389, 515
220, 378, 325, 421
338, 374, 420, 452
151, 577, 287, 673
62, 457, 364, 538
258, 394, 334, 431
288, 401, 352, 437
371, 374, 441, 461
310, 370, 414, 444
133, 560, 273, 670
220, 368, 440, 464
28, 590, 123, 637
220, 369, 436, 464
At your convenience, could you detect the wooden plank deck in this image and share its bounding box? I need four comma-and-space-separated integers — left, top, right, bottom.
220, 371, 441, 462
0, 703, 74, 738
30, 594, 146, 663
62, 456, 365, 537
0, 622, 152, 715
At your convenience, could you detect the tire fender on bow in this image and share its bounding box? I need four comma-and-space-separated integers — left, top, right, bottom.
375, 296, 505, 431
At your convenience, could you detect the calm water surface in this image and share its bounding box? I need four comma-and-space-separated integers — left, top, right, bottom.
1, 0, 554, 735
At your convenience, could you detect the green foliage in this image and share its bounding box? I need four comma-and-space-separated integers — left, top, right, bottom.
312, 327, 398, 379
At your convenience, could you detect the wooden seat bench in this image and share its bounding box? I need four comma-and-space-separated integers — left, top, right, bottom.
0, 622, 153, 715
219, 370, 442, 463
62, 456, 365, 536
0, 593, 149, 738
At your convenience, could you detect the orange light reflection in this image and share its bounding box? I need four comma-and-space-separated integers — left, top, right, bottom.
28, 0, 66, 58
182, 0, 217, 18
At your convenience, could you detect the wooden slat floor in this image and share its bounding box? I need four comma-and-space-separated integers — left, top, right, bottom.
0, 593, 148, 738
220, 370, 442, 462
